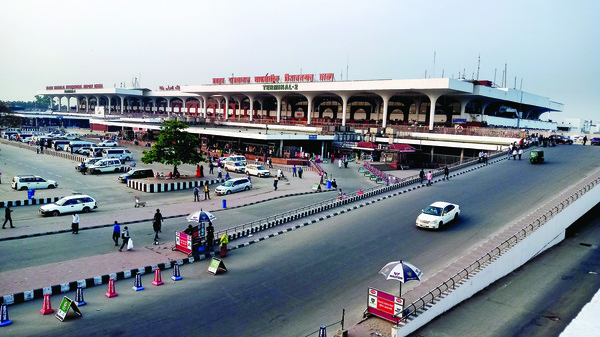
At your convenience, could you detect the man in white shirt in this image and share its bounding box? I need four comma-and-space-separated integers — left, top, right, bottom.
72, 213, 79, 234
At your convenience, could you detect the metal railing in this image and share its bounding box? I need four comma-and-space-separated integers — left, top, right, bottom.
401, 173, 600, 321
212, 154, 493, 242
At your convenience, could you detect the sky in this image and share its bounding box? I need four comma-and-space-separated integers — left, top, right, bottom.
1, 0, 599, 122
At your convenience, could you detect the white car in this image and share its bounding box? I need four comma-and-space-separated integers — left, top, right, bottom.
11, 175, 58, 190
416, 201, 460, 229
98, 140, 119, 147
224, 161, 246, 173
214, 177, 252, 195
245, 164, 271, 177
39, 194, 98, 216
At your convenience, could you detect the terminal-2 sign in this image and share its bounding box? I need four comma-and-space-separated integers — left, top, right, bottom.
213, 72, 335, 85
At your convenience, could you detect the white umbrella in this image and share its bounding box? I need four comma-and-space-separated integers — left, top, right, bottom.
186, 209, 216, 223
379, 260, 423, 296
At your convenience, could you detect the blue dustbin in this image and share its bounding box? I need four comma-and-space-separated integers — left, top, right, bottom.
222, 199, 227, 208
307, 161, 310, 167
27, 189, 35, 200
327, 180, 332, 189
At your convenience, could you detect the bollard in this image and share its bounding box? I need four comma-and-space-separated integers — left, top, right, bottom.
222, 199, 227, 208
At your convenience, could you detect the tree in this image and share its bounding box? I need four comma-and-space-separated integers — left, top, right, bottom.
0, 101, 22, 129
140, 120, 203, 175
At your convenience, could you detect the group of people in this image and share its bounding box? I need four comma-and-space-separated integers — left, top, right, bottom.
419, 167, 450, 186
193, 184, 211, 201
508, 143, 524, 160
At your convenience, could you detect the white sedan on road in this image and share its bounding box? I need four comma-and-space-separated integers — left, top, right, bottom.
416, 201, 460, 229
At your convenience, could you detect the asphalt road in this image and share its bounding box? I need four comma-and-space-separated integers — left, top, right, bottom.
408, 203, 600, 337
0, 144, 598, 337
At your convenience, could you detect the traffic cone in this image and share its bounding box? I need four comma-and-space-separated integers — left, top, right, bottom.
105, 278, 118, 298
152, 268, 164, 286
132, 273, 144, 291
0, 303, 12, 327
40, 293, 54, 315
171, 263, 182, 281
75, 286, 86, 306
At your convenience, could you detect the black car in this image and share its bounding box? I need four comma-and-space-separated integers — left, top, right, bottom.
552, 135, 573, 145
118, 168, 154, 182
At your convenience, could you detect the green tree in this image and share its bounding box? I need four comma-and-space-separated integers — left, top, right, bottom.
0, 101, 21, 129
140, 120, 203, 175
35, 95, 52, 110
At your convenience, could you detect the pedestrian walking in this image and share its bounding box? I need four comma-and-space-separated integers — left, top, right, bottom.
292, 165, 297, 177
444, 166, 449, 180
277, 169, 282, 179
71, 213, 79, 234
209, 162, 214, 174
518, 147, 523, 160
268, 158, 273, 168
419, 169, 425, 184
204, 184, 211, 200
512, 148, 517, 160
112, 221, 120, 246
196, 165, 201, 178
119, 226, 130, 252
426, 171, 433, 187
217, 166, 222, 178
2, 206, 14, 229
193, 186, 200, 202
583, 136, 588, 146
153, 209, 163, 241
80, 161, 86, 175
206, 222, 215, 251
200, 164, 204, 177
298, 166, 303, 179
273, 176, 278, 191
338, 158, 342, 168
484, 152, 489, 165
508, 145, 513, 160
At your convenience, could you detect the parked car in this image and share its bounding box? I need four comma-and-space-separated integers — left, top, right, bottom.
63, 133, 80, 140
590, 138, 600, 146
98, 140, 119, 147
87, 158, 126, 174
102, 148, 133, 161
220, 155, 247, 167
75, 157, 103, 171
224, 161, 246, 173
11, 175, 58, 190
416, 201, 460, 229
245, 164, 271, 177
39, 194, 98, 216
118, 168, 154, 182
552, 135, 573, 145
214, 177, 252, 195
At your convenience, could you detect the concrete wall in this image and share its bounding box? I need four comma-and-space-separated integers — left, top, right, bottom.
394, 181, 600, 337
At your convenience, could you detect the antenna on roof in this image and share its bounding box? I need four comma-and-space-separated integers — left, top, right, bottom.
476, 54, 480, 80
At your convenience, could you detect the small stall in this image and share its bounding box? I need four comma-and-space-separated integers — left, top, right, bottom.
172, 210, 215, 256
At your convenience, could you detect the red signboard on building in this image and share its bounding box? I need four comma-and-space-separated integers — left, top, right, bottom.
366, 287, 404, 322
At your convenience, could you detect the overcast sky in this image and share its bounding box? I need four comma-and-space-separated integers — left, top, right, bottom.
1, 0, 598, 122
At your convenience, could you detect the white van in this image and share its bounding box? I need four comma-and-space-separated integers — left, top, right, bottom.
65, 141, 95, 153
87, 158, 126, 174
221, 155, 247, 167
102, 148, 133, 161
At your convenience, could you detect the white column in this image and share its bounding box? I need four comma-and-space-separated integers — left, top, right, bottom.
339, 94, 350, 127
426, 93, 442, 131
248, 95, 255, 122
306, 94, 314, 125
379, 93, 392, 128
457, 98, 471, 121
224, 96, 229, 120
